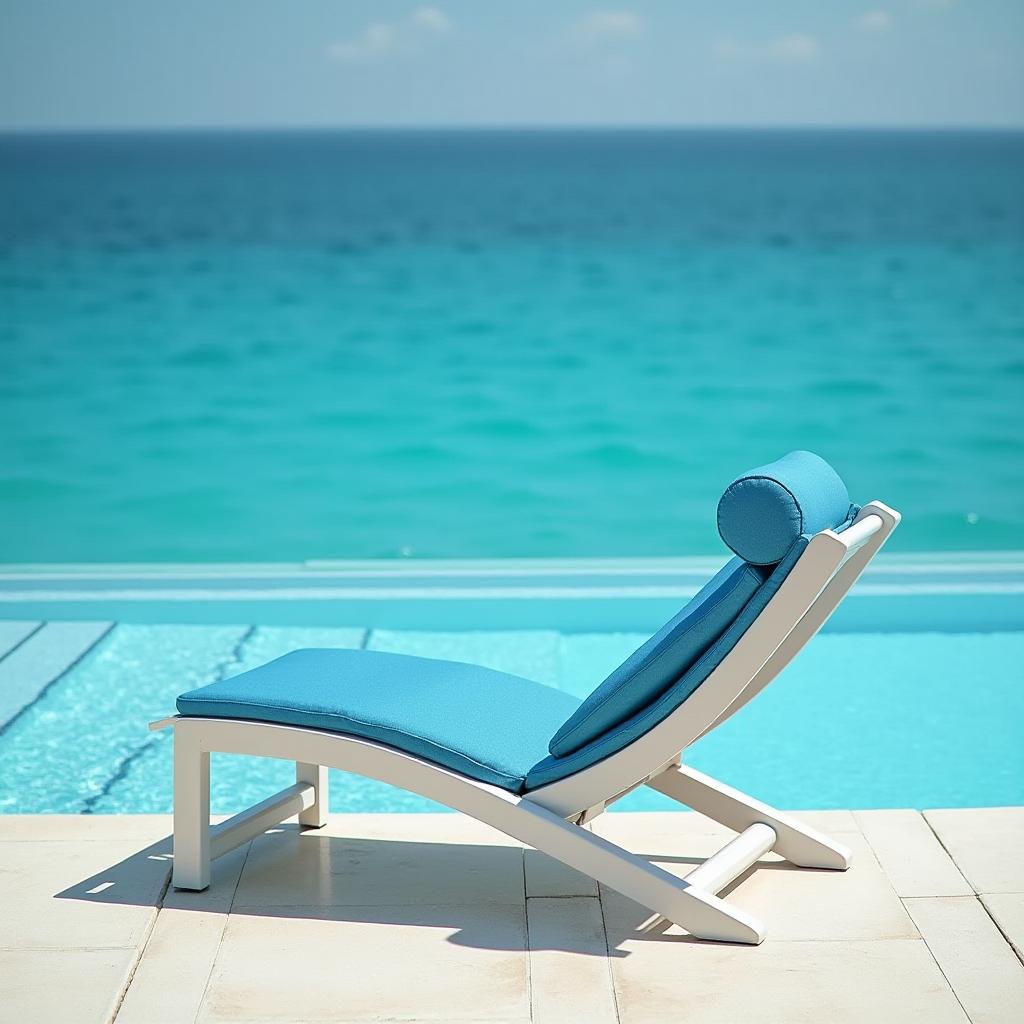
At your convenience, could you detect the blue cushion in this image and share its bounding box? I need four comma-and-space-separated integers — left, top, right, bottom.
717, 451, 855, 565
524, 539, 807, 791
547, 557, 762, 758
177, 648, 581, 793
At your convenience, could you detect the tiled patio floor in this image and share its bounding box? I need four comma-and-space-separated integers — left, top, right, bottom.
1, 808, 1022, 1023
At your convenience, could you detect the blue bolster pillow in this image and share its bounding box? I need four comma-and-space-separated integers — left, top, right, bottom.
716, 451, 855, 565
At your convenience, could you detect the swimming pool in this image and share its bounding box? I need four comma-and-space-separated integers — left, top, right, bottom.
1, 554, 1021, 814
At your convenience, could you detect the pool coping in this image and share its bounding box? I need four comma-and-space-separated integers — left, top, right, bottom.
1, 552, 1022, 632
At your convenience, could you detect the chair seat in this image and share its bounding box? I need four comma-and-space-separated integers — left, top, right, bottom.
176, 648, 582, 793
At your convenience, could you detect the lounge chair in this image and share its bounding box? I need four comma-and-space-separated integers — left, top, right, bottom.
153, 451, 899, 944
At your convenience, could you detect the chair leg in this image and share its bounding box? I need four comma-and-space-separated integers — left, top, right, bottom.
647, 762, 852, 870
514, 797, 765, 943
296, 762, 329, 828
173, 727, 211, 890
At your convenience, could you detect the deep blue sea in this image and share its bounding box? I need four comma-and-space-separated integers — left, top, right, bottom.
1, 129, 1022, 562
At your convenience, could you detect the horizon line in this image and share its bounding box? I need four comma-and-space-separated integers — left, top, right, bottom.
2, 121, 1023, 137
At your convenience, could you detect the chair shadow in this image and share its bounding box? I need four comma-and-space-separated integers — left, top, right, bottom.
54, 825, 791, 956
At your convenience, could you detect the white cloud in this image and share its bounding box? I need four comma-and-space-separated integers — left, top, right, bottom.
576, 10, 643, 41
327, 7, 452, 64
328, 23, 397, 63
715, 33, 820, 65
769, 34, 820, 62
858, 10, 892, 32
410, 6, 452, 35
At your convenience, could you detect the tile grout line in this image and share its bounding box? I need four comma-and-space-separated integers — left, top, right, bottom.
82, 624, 257, 814
191, 839, 255, 1024
81, 737, 167, 815
213, 624, 259, 680
900, 894, 980, 1024
522, 848, 534, 1024
920, 811, 1024, 968
856, 810, 971, 901
852, 817, 925, 937
522, 892, 601, 899
977, 897, 1024, 969
595, 883, 623, 1024
109, 868, 173, 1024
0, 620, 115, 739
920, 813, 980, 896
0, 621, 44, 668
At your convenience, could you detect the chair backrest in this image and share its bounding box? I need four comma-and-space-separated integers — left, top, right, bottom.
547, 555, 767, 758
524, 498, 899, 812
524, 452, 880, 801
546, 450, 855, 759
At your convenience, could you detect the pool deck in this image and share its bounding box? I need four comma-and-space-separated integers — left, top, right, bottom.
3, 551, 1023, 632
3, 808, 1023, 1023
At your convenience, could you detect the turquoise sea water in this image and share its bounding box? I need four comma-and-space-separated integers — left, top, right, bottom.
2, 129, 1023, 561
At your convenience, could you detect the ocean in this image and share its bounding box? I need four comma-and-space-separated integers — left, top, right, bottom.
1, 129, 1022, 562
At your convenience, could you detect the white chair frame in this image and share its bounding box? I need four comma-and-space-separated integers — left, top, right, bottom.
153, 501, 900, 944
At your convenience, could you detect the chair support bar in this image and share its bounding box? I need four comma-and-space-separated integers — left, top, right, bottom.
684, 823, 776, 896
648, 763, 852, 870
209, 782, 316, 861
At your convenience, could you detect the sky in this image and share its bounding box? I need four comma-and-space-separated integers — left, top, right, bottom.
1, 1, 1022, 130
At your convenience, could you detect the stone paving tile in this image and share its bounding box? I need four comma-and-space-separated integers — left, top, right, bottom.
593, 816, 913, 943
0, 812, 1020, 1023
525, 847, 599, 897
0, 813, 173, 843
981, 893, 1024, 963
198, 905, 530, 1023
856, 809, 973, 897
599, 833, 917, 944
234, 825, 525, 908
315, 812, 524, 848
0, 837, 168, 950
905, 896, 1024, 1024
926, 808, 1024, 894
609, 938, 969, 1024
1, 946, 140, 1024
115, 843, 251, 1024
726, 833, 917, 942
527, 897, 617, 1024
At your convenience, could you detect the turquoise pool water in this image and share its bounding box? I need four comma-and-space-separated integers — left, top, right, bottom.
1, 621, 1021, 813
2, 129, 1024, 562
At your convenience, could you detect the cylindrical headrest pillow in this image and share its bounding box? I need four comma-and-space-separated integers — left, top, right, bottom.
717, 451, 854, 565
